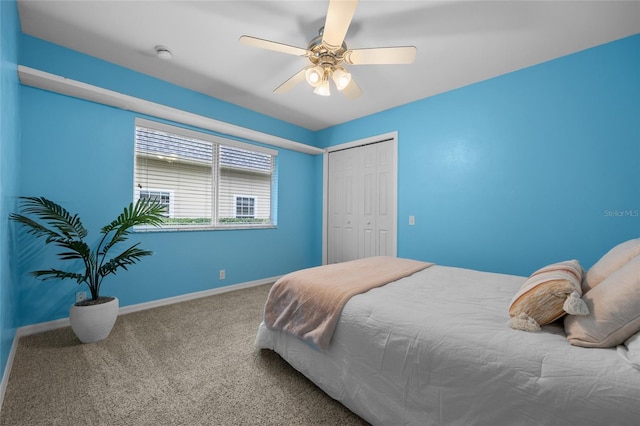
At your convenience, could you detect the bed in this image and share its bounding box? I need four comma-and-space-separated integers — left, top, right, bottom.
256, 243, 640, 425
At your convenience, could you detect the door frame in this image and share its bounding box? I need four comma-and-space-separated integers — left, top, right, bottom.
322, 131, 398, 265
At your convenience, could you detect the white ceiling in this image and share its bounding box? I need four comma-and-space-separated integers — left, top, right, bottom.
17, 1, 640, 131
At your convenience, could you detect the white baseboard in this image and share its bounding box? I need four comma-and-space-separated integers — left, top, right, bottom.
0, 276, 279, 413
17, 276, 280, 337
118, 276, 279, 316
16, 318, 70, 337
0, 333, 20, 412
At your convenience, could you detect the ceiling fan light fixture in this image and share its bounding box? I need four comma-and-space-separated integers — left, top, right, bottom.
241, 0, 417, 101
331, 67, 351, 91
314, 78, 331, 96
305, 66, 324, 87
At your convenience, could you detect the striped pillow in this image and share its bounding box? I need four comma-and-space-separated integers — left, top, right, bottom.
509, 260, 585, 331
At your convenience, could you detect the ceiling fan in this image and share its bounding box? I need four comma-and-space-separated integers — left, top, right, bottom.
239, 0, 416, 99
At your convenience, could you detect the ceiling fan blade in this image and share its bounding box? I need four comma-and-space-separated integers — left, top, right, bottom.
239, 35, 308, 56
344, 46, 417, 65
322, 0, 359, 50
342, 78, 362, 99
273, 68, 307, 94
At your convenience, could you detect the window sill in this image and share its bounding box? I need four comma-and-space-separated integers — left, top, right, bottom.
134, 224, 277, 233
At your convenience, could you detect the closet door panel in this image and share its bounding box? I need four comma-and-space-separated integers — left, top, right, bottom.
377, 229, 391, 256
374, 141, 395, 257
327, 153, 342, 264
328, 147, 359, 263
359, 150, 376, 258
342, 149, 359, 262
328, 225, 342, 264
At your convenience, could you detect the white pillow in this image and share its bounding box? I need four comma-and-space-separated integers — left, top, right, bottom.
584, 238, 640, 293
565, 255, 640, 348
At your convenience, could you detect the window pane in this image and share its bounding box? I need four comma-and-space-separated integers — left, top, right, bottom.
135, 127, 213, 227
218, 145, 272, 225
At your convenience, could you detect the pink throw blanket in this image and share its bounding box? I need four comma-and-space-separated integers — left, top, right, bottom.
264, 256, 433, 349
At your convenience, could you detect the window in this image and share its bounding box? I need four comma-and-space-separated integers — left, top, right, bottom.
138, 189, 173, 217
235, 196, 256, 219
134, 118, 277, 230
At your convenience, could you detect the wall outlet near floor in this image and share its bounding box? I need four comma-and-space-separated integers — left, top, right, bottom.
219, 269, 225, 280
75, 291, 87, 303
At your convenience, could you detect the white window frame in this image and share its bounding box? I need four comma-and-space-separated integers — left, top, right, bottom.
134, 118, 277, 231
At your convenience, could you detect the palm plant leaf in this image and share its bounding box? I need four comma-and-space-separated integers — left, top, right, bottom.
99, 244, 154, 277
100, 199, 165, 254
32, 269, 86, 283
8, 214, 67, 244
10, 197, 87, 241
55, 240, 93, 260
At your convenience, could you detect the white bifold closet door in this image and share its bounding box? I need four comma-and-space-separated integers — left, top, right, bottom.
327, 139, 397, 264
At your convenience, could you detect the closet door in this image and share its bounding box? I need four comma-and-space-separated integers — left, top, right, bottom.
372, 140, 395, 257
327, 139, 396, 264
328, 147, 359, 263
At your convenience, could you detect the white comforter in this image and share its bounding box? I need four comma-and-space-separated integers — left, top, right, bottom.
256, 265, 640, 426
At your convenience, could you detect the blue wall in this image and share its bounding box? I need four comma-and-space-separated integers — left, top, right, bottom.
318, 34, 640, 276
0, 0, 20, 385
17, 36, 323, 327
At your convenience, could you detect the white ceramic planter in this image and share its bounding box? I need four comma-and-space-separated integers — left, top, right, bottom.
69, 297, 119, 343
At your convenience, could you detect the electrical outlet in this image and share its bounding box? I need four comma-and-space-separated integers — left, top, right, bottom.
76, 291, 87, 303
219, 269, 225, 280
409, 215, 415, 226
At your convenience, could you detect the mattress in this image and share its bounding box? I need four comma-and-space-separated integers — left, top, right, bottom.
256, 265, 640, 426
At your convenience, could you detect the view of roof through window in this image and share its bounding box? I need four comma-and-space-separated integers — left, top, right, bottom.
135, 126, 272, 172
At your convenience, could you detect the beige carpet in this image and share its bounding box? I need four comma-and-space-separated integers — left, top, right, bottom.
0, 284, 368, 425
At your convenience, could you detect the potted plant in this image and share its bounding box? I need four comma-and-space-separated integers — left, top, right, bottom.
10, 196, 166, 343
